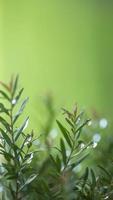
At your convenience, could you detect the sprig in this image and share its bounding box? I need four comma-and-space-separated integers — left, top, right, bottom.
0, 76, 38, 200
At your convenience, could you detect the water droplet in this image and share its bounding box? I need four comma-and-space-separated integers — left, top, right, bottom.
99, 118, 108, 129
27, 153, 34, 164
24, 135, 32, 145
88, 120, 92, 126
12, 99, 16, 105
104, 196, 109, 199
24, 141, 28, 146
28, 136, 32, 142
92, 142, 98, 148
80, 143, 85, 149
93, 133, 101, 143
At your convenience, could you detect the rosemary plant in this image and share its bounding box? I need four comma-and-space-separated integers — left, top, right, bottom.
0, 76, 113, 200
0, 76, 38, 200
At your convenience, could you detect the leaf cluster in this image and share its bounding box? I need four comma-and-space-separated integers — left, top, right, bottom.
0, 77, 113, 200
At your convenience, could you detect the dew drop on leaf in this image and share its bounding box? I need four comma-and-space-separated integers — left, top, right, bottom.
12, 99, 16, 105
99, 118, 108, 129
93, 133, 101, 143
92, 142, 98, 148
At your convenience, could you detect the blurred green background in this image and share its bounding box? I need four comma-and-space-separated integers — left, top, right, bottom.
0, 1, 113, 127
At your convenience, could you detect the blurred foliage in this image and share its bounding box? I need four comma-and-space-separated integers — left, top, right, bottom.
0, 77, 113, 200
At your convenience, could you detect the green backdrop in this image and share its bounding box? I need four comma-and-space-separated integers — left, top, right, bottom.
1, 1, 113, 126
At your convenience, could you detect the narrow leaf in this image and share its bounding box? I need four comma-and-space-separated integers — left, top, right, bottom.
0, 81, 10, 92
90, 168, 96, 188
82, 167, 89, 188
0, 128, 12, 146
15, 88, 24, 104
75, 119, 90, 136
71, 154, 89, 169
56, 120, 72, 148
12, 75, 19, 97
56, 155, 61, 172
14, 117, 29, 141
19, 174, 38, 191
50, 154, 57, 168
0, 116, 10, 132
60, 138, 67, 165
98, 165, 111, 178
0, 103, 9, 115
13, 97, 29, 124
65, 117, 74, 128
0, 151, 14, 161
0, 90, 10, 101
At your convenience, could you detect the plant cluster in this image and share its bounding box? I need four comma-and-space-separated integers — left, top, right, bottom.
0, 76, 113, 200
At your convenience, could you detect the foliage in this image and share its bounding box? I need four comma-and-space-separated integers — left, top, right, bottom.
0, 76, 113, 200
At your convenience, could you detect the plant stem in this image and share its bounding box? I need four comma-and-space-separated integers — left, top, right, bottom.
10, 89, 19, 200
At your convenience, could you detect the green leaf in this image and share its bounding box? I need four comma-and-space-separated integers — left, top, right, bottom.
19, 174, 38, 191
8, 183, 16, 198
2, 162, 14, 173
82, 167, 89, 188
0, 117, 11, 132
0, 103, 9, 115
14, 117, 29, 141
76, 129, 82, 140
2, 192, 6, 200
12, 75, 19, 98
0, 80, 10, 92
0, 151, 14, 161
13, 97, 29, 124
75, 119, 90, 137
18, 134, 30, 155
60, 138, 67, 165
71, 154, 89, 169
13, 143, 25, 156
14, 88, 24, 104
0, 143, 4, 149
90, 168, 96, 188
50, 154, 61, 173
56, 155, 61, 172
0, 90, 10, 101
0, 128, 12, 146
65, 117, 74, 128
50, 154, 58, 169
98, 165, 111, 178
62, 108, 73, 119
41, 179, 50, 193
75, 111, 84, 124
56, 120, 72, 148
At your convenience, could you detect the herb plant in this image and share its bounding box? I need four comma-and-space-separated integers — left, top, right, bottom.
0, 76, 113, 200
